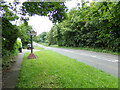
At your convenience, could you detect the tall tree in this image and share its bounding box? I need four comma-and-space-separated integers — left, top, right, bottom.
47, 1, 120, 52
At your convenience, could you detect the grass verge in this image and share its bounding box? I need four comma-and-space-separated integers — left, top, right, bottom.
55, 46, 118, 55
38, 43, 49, 46
16, 47, 119, 88
38, 43, 118, 55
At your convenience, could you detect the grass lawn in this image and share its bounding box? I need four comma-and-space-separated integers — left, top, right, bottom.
16, 47, 119, 88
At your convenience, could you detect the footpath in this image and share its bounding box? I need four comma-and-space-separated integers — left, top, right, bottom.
2, 49, 39, 89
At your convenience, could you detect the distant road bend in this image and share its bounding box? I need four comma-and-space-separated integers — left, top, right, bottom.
33, 42, 119, 78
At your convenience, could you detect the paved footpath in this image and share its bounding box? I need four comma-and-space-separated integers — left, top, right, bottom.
2, 49, 40, 89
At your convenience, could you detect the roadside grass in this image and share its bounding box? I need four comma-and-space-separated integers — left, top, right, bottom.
34, 46, 44, 50
38, 43, 118, 55
38, 43, 49, 46
56, 46, 118, 55
16, 47, 119, 88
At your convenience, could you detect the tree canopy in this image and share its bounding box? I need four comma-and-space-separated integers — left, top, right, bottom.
1, 1, 68, 48
46, 1, 120, 52
1, 1, 68, 23
21, 2, 68, 23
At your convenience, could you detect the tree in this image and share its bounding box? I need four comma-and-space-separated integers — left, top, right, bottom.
1, 1, 20, 21
1, 1, 68, 45
1, 1, 68, 67
2, 17, 19, 51
47, 26, 57, 45
47, 1, 120, 52
20, 2, 68, 23
33, 32, 47, 43
39, 32, 47, 43
18, 24, 33, 48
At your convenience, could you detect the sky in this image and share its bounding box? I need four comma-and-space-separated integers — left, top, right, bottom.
28, 15, 53, 35
5, 0, 92, 35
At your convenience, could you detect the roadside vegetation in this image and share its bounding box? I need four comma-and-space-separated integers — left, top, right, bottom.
2, 17, 21, 68
34, 1, 120, 55
2, 39, 21, 68
16, 46, 119, 88
1, 2, 67, 69
36, 43, 118, 55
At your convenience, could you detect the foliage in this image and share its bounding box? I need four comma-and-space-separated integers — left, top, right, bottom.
18, 24, 33, 48
1, 1, 68, 23
47, 26, 57, 45
2, 40, 21, 67
21, 2, 68, 23
16, 47, 118, 88
33, 32, 47, 43
2, 17, 20, 52
1, 2, 19, 21
1, 1, 68, 67
47, 1, 120, 52
1, 2, 21, 68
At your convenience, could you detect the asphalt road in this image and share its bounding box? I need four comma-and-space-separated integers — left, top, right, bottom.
33, 42, 119, 78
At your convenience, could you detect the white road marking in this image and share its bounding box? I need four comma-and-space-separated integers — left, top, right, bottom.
91, 56, 97, 57
46, 47, 52, 49
79, 54, 118, 63
113, 60, 119, 62
79, 53, 90, 56
63, 50, 118, 63
63, 50, 74, 53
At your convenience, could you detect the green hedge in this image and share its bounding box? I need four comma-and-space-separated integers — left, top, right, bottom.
2, 40, 21, 68
2, 17, 21, 68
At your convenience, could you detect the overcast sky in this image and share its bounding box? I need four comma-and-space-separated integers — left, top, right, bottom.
6, 0, 90, 35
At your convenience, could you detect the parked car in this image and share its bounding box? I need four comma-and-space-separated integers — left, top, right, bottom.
27, 44, 34, 49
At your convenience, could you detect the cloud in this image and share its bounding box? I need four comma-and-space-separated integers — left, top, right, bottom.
28, 15, 53, 35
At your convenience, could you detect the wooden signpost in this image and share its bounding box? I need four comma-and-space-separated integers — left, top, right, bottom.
27, 31, 37, 59
27, 31, 37, 53
27, 31, 37, 36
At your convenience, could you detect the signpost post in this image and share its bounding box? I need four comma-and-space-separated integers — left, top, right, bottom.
27, 31, 37, 59
27, 31, 37, 53
31, 35, 33, 53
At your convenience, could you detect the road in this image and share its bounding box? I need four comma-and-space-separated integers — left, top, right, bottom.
33, 42, 119, 78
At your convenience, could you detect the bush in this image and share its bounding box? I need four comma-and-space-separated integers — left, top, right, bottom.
2, 40, 22, 68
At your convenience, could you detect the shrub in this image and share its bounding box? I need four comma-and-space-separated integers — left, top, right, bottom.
2, 40, 22, 68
